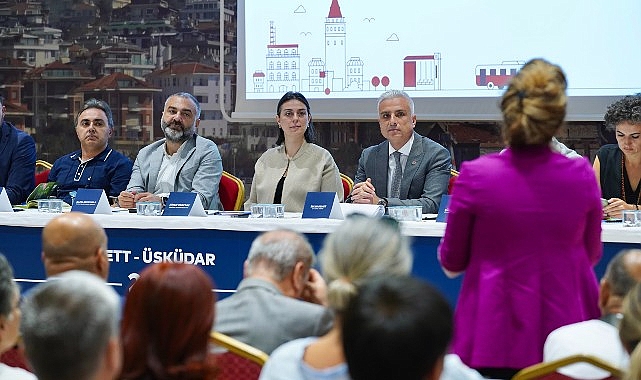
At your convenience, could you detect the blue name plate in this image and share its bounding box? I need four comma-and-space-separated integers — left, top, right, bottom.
435, 194, 451, 223
162, 192, 206, 217
302, 192, 342, 219
71, 189, 111, 214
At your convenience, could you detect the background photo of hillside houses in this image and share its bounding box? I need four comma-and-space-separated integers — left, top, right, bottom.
0, 0, 614, 188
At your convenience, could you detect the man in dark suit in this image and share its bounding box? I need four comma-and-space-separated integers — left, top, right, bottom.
351, 90, 451, 214
0, 96, 35, 205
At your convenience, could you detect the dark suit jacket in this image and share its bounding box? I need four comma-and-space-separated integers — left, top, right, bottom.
355, 132, 451, 213
0, 121, 35, 204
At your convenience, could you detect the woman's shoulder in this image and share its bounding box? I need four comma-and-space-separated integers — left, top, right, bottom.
307, 143, 337, 160
596, 144, 619, 158
258, 145, 284, 159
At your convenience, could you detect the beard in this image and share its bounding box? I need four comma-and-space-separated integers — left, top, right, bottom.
161, 119, 195, 143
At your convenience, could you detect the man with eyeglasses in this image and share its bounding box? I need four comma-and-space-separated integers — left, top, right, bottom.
349, 89, 451, 214
48, 98, 133, 206
118, 92, 223, 210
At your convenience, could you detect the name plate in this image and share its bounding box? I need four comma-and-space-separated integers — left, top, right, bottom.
302, 192, 343, 219
71, 189, 111, 214
162, 192, 206, 217
0, 188, 12, 212
435, 195, 451, 223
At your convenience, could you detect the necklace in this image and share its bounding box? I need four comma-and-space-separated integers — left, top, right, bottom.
621, 154, 641, 206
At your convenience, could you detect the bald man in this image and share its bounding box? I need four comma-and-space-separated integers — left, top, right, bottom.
544, 249, 641, 379
41, 212, 109, 280
214, 229, 332, 354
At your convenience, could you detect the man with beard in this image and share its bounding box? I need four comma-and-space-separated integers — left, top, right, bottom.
118, 92, 223, 210
48, 98, 132, 205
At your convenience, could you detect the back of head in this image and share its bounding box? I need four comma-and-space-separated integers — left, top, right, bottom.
342, 275, 452, 380
245, 229, 315, 282
0, 253, 17, 320
20, 271, 120, 380
120, 262, 216, 380
604, 249, 641, 300
501, 58, 567, 148
41, 212, 108, 278
320, 215, 412, 313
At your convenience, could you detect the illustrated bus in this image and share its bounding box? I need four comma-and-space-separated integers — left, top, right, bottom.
475, 61, 524, 89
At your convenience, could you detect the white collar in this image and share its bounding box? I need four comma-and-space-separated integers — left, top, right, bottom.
388, 134, 414, 157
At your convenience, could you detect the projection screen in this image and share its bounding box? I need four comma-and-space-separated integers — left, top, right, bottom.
233, 0, 641, 122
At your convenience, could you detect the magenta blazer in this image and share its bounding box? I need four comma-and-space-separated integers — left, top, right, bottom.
438, 145, 602, 370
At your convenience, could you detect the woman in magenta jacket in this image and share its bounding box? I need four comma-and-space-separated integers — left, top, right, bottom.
438, 59, 602, 379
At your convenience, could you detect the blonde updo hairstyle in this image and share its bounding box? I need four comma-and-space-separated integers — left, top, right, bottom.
319, 215, 413, 314
501, 58, 567, 148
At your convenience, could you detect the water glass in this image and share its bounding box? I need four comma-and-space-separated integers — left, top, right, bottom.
136, 201, 162, 216
387, 206, 422, 221
250, 204, 285, 218
622, 210, 641, 227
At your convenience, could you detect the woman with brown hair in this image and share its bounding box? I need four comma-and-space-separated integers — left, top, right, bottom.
119, 263, 217, 380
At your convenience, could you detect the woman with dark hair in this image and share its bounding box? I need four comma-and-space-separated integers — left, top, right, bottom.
438, 59, 602, 379
593, 94, 641, 219
119, 263, 217, 380
244, 91, 343, 212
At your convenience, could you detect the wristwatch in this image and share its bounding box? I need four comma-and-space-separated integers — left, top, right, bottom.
377, 197, 388, 214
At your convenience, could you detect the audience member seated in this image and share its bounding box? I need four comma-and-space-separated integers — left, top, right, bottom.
593, 94, 641, 219
544, 249, 641, 379
438, 59, 603, 379
118, 92, 223, 210
20, 271, 121, 380
47, 98, 132, 206
215, 229, 333, 354
41, 212, 109, 280
0, 95, 36, 205
260, 215, 411, 379
342, 275, 452, 380
619, 282, 641, 380
244, 91, 343, 212
260, 216, 483, 380
119, 262, 217, 380
0, 253, 35, 379
349, 90, 451, 214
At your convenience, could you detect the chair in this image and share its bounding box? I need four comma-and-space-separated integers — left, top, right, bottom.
448, 168, 459, 194
511, 354, 623, 380
35, 159, 53, 186
211, 331, 268, 380
218, 171, 245, 211
340, 173, 354, 202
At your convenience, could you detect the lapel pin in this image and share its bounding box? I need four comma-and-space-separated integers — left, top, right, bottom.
411, 160, 417, 165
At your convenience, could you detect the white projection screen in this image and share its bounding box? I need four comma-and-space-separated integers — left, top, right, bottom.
233, 0, 641, 122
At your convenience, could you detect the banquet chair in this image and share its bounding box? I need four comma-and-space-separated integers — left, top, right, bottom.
340, 173, 354, 202
511, 354, 623, 380
35, 159, 53, 186
211, 331, 268, 380
448, 168, 459, 194
218, 171, 245, 211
